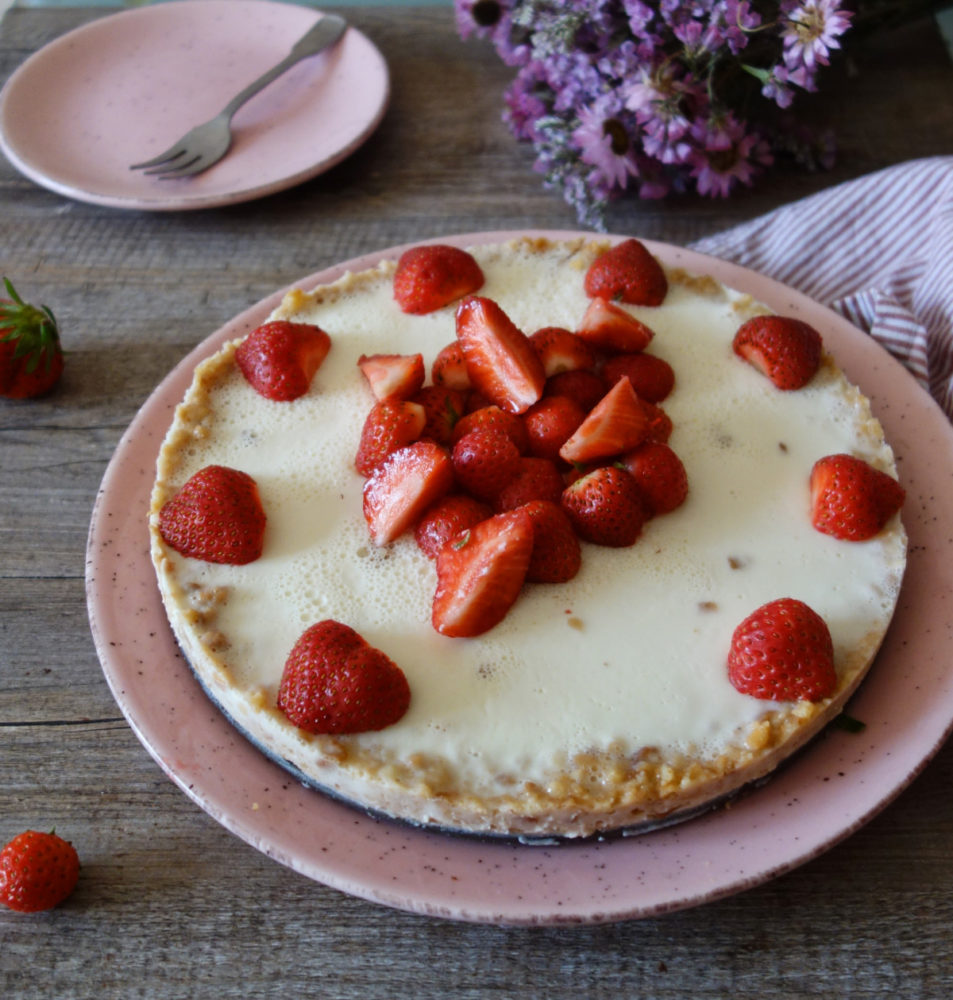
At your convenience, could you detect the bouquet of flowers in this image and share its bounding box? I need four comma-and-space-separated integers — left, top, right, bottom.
454, 0, 946, 228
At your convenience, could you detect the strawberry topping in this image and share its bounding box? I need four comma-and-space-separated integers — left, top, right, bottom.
394, 245, 485, 315
733, 315, 823, 390
235, 320, 331, 401
583, 238, 668, 306
809, 453, 905, 541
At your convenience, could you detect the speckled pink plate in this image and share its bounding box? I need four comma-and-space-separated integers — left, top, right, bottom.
0, 1, 388, 210
86, 232, 953, 924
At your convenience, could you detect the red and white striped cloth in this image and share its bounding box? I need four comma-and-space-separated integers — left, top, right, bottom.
689, 156, 953, 421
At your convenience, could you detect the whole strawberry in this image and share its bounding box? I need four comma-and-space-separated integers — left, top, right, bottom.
810, 453, 905, 541
0, 829, 79, 913
158, 465, 266, 564
0, 278, 63, 399
584, 238, 668, 306
620, 442, 688, 515
733, 314, 822, 390
414, 493, 492, 559
519, 499, 581, 583
560, 465, 648, 547
278, 620, 410, 734
451, 427, 521, 501
235, 320, 331, 401
728, 597, 836, 702
393, 245, 484, 314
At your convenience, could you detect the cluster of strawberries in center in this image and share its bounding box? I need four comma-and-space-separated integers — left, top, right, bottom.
356, 239, 689, 638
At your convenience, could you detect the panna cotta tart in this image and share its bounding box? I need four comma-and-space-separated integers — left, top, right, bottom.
148, 236, 907, 840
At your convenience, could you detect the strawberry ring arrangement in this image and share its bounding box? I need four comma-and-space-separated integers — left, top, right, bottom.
149, 236, 907, 840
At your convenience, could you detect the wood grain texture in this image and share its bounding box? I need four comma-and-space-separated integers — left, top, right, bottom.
1, 6, 952, 998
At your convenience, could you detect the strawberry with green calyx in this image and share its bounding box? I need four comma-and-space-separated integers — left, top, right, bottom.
0, 829, 79, 913
810, 453, 905, 541
728, 597, 836, 702
583, 238, 668, 306
235, 320, 331, 402
0, 277, 63, 399
560, 465, 648, 547
277, 620, 410, 734
411, 385, 466, 445
158, 465, 266, 565
733, 314, 822, 390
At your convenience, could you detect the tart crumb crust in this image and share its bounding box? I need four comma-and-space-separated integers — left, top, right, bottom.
149, 236, 907, 840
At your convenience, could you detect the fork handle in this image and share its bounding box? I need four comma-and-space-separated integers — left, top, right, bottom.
220, 14, 348, 121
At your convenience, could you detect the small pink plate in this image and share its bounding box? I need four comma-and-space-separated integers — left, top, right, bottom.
0, 1, 388, 210
86, 232, 953, 924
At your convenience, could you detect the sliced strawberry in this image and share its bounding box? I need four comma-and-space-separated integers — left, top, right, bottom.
733, 314, 823, 390
558, 377, 649, 464
576, 297, 656, 354
522, 395, 586, 463
431, 342, 472, 392
543, 369, 607, 412
363, 440, 455, 545
455, 296, 546, 414
411, 385, 466, 445
432, 509, 534, 637
450, 404, 530, 454
393, 244, 485, 314
583, 238, 668, 305
809, 453, 905, 541
528, 326, 596, 376
641, 399, 673, 444
414, 494, 492, 559
603, 352, 674, 403
158, 465, 266, 565
519, 500, 582, 583
560, 465, 648, 547
727, 598, 836, 702
494, 457, 565, 512
277, 620, 410, 734
619, 442, 688, 515
357, 352, 425, 401
354, 399, 427, 477
451, 427, 521, 501
235, 320, 331, 402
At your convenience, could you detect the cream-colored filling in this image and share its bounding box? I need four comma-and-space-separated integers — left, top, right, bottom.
151, 238, 905, 818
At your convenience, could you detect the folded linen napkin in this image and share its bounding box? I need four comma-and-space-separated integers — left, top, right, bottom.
688, 156, 953, 422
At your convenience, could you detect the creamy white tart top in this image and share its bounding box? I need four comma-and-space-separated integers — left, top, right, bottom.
150, 237, 906, 834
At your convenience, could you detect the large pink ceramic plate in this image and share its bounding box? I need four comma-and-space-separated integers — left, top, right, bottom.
86, 231, 953, 924
0, 1, 388, 210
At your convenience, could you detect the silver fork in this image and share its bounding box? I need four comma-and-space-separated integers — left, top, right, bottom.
130, 14, 347, 180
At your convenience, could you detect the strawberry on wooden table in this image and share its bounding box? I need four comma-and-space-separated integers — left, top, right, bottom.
519, 499, 581, 583
810, 453, 905, 541
235, 320, 331, 401
558, 376, 649, 464
560, 465, 648, 547
158, 465, 266, 565
455, 296, 546, 414
393, 244, 485, 314
354, 398, 427, 477
432, 509, 535, 637
363, 440, 455, 545
583, 238, 668, 306
732, 314, 823, 390
0, 829, 80, 913
0, 277, 63, 399
727, 597, 836, 702
576, 297, 656, 354
357, 352, 425, 400
414, 494, 492, 559
277, 620, 410, 734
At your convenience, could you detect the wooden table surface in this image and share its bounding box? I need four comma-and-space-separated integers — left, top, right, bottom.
2, 5, 953, 997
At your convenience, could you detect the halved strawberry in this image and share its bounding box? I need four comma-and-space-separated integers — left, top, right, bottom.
354, 398, 427, 477
158, 465, 266, 565
411, 385, 466, 445
727, 598, 836, 702
522, 394, 586, 463
455, 296, 546, 414
583, 238, 668, 305
733, 315, 823, 390
393, 244, 485, 314
560, 465, 648, 547
603, 352, 674, 403
277, 620, 411, 734
519, 499, 581, 583
576, 297, 655, 354
619, 441, 688, 515
432, 509, 534, 637
357, 352, 425, 400
414, 494, 493, 559
558, 377, 649, 464
363, 440, 455, 545
431, 342, 472, 392
235, 320, 331, 401
809, 453, 905, 541
450, 404, 530, 454
543, 369, 607, 412
494, 457, 565, 512
528, 326, 596, 376
451, 427, 521, 501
